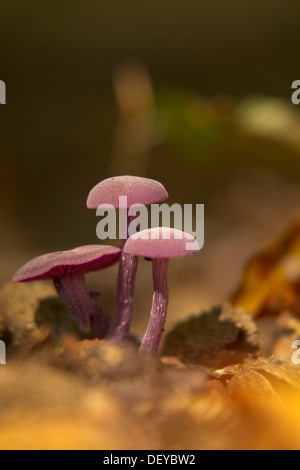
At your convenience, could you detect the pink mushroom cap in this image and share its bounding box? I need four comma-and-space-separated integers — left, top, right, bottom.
87, 175, 168, 209
124, 227, 200, 259
12, 245, 121, 282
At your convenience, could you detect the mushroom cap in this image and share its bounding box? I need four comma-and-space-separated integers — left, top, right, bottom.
12, 245, 121, 282
124, 227, 200, 259
87, 175, 168, 209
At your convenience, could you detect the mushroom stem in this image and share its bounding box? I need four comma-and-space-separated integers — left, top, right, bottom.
54, 271, 107, 336
140, 258, 169, 353
107, 214, 138, 341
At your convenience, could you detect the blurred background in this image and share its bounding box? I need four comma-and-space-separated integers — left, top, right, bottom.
1, 0, 300, 336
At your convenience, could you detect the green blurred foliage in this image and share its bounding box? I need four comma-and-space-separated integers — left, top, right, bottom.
1, 0, 300, 282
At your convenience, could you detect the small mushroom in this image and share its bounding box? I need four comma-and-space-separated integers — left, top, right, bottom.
87, 175, 168, 341
124, 227, 200, 353
12, 245, 121, 337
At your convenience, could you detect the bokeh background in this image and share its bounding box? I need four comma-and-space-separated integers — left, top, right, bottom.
1, 0, 300, 336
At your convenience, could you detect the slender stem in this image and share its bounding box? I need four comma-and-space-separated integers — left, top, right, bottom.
108, 242, 138, 340
140, 258, 169, 353
53, 271, 107, 337
107, 213, 138, 341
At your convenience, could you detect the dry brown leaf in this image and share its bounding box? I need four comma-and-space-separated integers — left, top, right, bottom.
231, 222, 300, 317
162, 303, 259, 367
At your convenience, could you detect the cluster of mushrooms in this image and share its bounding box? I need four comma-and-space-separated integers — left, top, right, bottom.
13, 176, 200, 353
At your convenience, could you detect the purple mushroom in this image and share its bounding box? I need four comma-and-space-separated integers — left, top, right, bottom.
87, 175, 168, 341
124, 227, 200, 353
12, 245, 121, 338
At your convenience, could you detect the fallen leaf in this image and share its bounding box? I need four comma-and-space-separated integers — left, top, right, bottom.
162, 303, 259, 367
231, 222, 300, 317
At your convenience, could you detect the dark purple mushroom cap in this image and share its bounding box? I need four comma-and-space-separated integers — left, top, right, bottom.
87, 175, 168, 209
124, 227, 200, 258
12, 245, 121, 282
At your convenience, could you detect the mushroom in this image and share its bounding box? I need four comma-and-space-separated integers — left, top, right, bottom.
87, 175, 168, 341
124, 227, 200, 353
12, 245, 121, 338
